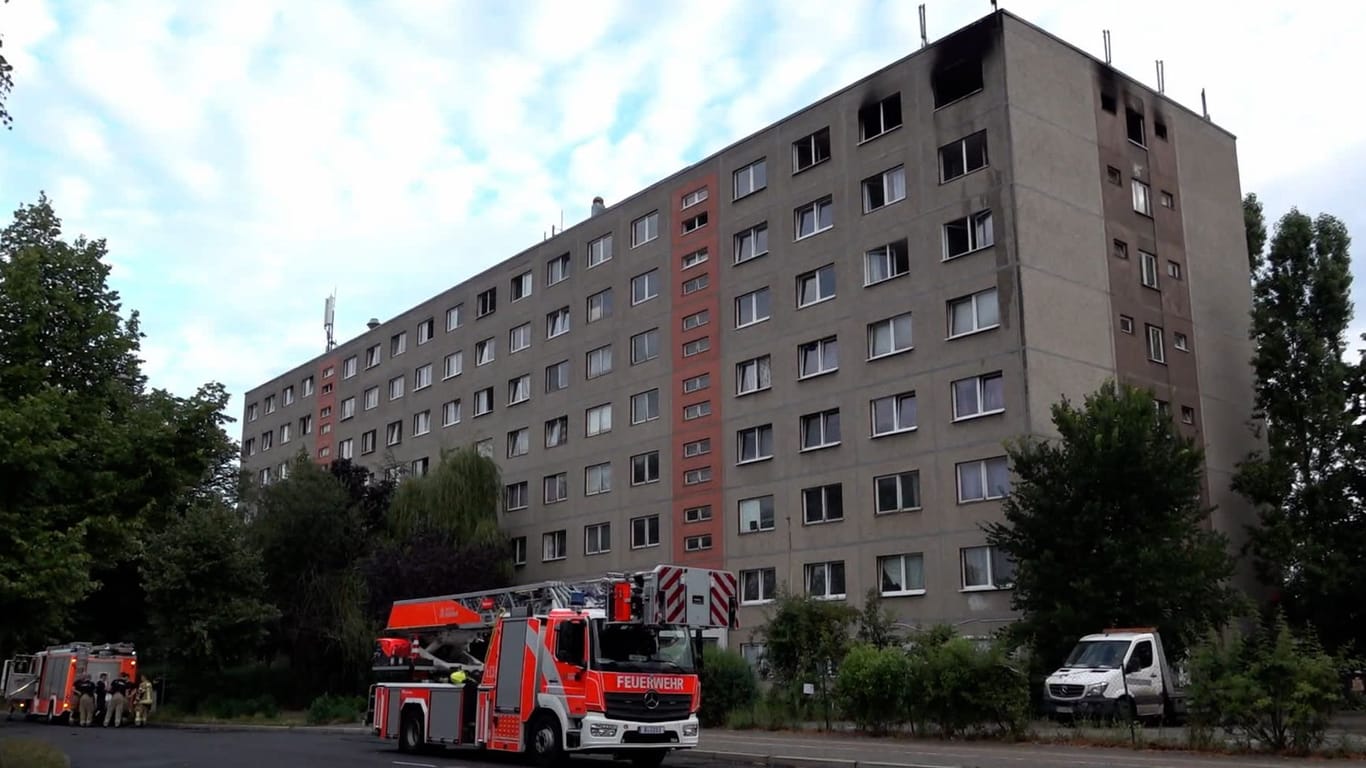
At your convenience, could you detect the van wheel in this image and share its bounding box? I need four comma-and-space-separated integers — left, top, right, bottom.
631, 749, 668, 768
528, 712, 564, 767
398, 710, 423, 754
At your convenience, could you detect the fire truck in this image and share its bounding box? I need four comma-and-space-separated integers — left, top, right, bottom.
367, 564, 738, 766
2, 642, 138, 722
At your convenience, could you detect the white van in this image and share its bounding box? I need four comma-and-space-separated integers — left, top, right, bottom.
1042, 627, 1189, 723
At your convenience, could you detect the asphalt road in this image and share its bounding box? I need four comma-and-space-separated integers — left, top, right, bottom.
0, 719, 1332, 768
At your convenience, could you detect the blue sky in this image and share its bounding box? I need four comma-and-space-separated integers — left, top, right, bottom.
2, 0, 1364, 430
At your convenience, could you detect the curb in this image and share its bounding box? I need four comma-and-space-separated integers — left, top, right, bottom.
680, 750, 953, 768
157, 721, 367, 736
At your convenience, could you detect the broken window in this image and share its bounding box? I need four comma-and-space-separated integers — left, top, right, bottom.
932, 57, 984, 108
857, 93, 903, 141
1126, 107, 1145, 146
940, 131, 989, 182
792, 127, 831, 173
1100, 92, 1117, 113
1154, 120, 1169, 140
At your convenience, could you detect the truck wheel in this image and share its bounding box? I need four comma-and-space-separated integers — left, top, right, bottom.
631, 749, 668, 768
528, 712, 564, 767
398, 710, 423, 754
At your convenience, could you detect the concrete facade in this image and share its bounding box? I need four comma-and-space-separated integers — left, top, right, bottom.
238, 11, 1258, 654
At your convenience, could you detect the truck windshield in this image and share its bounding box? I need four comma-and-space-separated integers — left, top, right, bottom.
1063, 640, 1131, 669
590, 622, 696, 674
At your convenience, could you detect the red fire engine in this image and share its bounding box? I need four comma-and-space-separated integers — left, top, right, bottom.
2, 642, 138, 722
367, 564, 738, 766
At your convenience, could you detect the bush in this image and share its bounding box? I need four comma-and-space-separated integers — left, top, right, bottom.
197, 694, 280, 720
699, 647, 758, 727
1189, 611, 1342, 753
307, 693, 366, 725
0, 738, 68, 768
906, 626, 1029, 738
835, 644, 913, 734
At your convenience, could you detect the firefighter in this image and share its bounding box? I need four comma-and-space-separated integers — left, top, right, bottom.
93, 673, 109, 725
105, 672, 131, 727
133, 675, 155, 727
74, 674, 96, 727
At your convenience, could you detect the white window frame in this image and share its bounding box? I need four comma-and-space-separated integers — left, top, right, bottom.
681, 211, 708, 234
475, 337, 495, 366
861, 165, 906, 213
588, 234, 613, 267
682, 273, 710, 295
863, 239, 909, 286
796, 264, 836, 308
875, 470, 921, 514
956, 456, 1010, 503
442, 399, 462, 427
631, 269, 661, 305
943, 210, 994, 260
804, 560, 846, 600
585, 463, 611, 496
682, 337, 710, 357
879, 553, 926, 596
585, 403, 612, 437
792, 127, 831, 173
585, 522, 611, 554
947, 288, 1000, 338
939, 130, 989, 182
798, 336, 839, 378
682, 401, 711, 421
630, 515, 661, 549
1132, 178, 1153, 216
794, 196, 834, 240
1147, 324, 1166, 363
1140, 250, 1160, 289
417, 318, 434, 345
859, 93, 903, 141
630, 329, 660, 366
545, 360, 569, 392
630, 451, 660, 486
740, 567, 776, 604
543, 473, 568, 504
473, 387, 494, 417
512, 537, 527, 566
1174, 332, 1190, 352
630, 212, 659, 248
733, 158, 767, 199
476, 288, 497, 318
737, 424, 774, 464
734, 223, 768, 264
799, 408, 841, 451
414, 364, 432, 391
683, 373, 710, 394
542, 530, 567, 562
338, 438, 353, 460
952, 371, 1005, 421
388, 375, 405, 401
510, 323, 532, 353
340, 397, 356, 420
342, 356, 357, 379
545, 415, 568, 448
413, 410, 431, 436
505, 482, 529, 512
586, 345, 612, 379
871, 391, 918, 436
682, 248, 709, 270
682, 309, 709, 331
682, 187, 709, 209
867, 312, 913, 359
546, 307, 570, 339
683, 467, 712, 486
735, 287, 772, 328
508, 374, 531, 406
547, 253, 570, 285
802, 483, 844, 525
363, 387, 379, 411
390, 332, 407, 357
511, 270, 533, 302
684, 534, 712, 552
445, 304, 463, 331
365, 345, 381, 369
587, 288, 612, 323
630, 389, 659, 425
385, 420, 402, 447
735, 355, 772, 395
738, 495, 775, 534
443, 350, 464, 380
684, 505, 712, 523
961, 545, 1015, 591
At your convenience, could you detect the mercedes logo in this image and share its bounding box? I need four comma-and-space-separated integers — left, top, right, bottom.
642, 691, 659, 710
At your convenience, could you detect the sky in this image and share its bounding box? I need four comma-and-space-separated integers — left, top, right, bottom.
2, 0, 1364, 436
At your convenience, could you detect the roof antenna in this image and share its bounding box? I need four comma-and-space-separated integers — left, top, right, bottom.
1156, 60, 1165, 93
1103, 30, 1112, 65
918, 4, 927, 48
1201, 88, 1209, 120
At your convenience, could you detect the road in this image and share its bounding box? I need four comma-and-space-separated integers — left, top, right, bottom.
0, 719, 1332, 768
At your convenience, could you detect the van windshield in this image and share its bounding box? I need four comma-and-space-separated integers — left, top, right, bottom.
1063, 640, 1131, 669
590, 622, 696, 674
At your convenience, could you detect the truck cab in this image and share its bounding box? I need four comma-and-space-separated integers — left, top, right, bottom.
1042, 627, 1188, 723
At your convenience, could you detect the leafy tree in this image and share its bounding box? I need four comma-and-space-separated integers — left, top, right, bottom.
387, 445, 504, 545
855, 588, 899, 649
362, 530, 513, 625
1, 0, 12, 129
757, 590, 858, 727
698, 646, 758, 727
1244, 193, 1268, 273
329, 458, 395, 536
984, 379, 1242, 671
1232, 208, 1362, 654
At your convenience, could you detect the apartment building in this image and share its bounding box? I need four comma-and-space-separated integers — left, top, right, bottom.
238, 10, 1257, 654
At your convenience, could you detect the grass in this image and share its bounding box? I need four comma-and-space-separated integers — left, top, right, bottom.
155, 705, 310, 727
0, 738, 68, 768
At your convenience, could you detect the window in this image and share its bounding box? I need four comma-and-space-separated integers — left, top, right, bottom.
631, 269, 661, 305
682, 273, 710, 295
279, 422, 292, 444
800, 409, 841, 451
956, 456, 1010, 502
414, 364, 432, 390
1174, 332, 1189, 351
1161, 190, 1175, 209
682, 337, 710, 357
684, 505, 712, 523
1120, 315, 1135, 334
939, 130, 989, 182
741, 567, 776, 603
1167, 260, 1182, 279
733, 158, 767, 199
283, 385, 295, 406
734, 223, 768, 264
681, 248, 708, 270
805, 561, 846, 599
390, 332, 407, 357
338, 438, 353, 460
683, 373, 710, 394
542, 530, 567, 562
475, 337, 495, 366
586, 345, 612, 378
681, 211, 708, 234
871, 391, 918, 436
442, 350, 463, 380
961, 545, 1015, 590
736, 355, 771, 395
879, 553, 926, 596
683, 438, 711, 458
545, 360, 569, 392
413, 410, 431, 436
388, 375, 405, 400
631, 451, 660, 485
868, 312, 913, 358
792, 127, 831, 172
543, 473, 568, 504
512, 537, 527, 566
798, 336, 839, 378
342, 356, 357, 379
858, 93, 903, 141
340, 397, 356, 420
417, 318, 435, 345
875, 470, 921, 514
943, 210, 994, 259
506, 428, 529, 458
587, 234, 613, 267
1140, 250, 1160, 289
505, 481, 529, 511
933, 55, 984, 107
264, 396, 276, 415
739, 495, 775, 533
365, 344, 381, 368
475, 438, 493, 458
247, 403, 259, 422
630, 389, 659, 424
508, 374, 531, 405
1147, 324, 1166, 363
585, 522, 611, 554
442, 399, 462, 427
474, 387, 494, 417
682, 309, 709, 331
511, 270, 533, 302
361, 430, 376, 454
385, 420, 403, 446
586, 288, 612, 323
802, 483, 843, 524
1126, 106, 1145, 146
1155, 399, 1172, 419
862, 165, 906, 212
445, 304, 463, 331
681, 187, 708, 209
794, 196, 834, 239
546, 306, 570, 338
477, 287, 497, 318
1155, 119, 1168, 140
682, 401, 711, 421
300, 376, 313, 398
547, 253, 570, 285
585, 403, 612, 437
735, 287, 772, 328
585, 463, 611, 496
630, 212, 658, 248
797, 265, 836, 307
864, 239, 910, 285
948, 288, 1000, 337
363, 386, 379, 410
684, 534, 712, 552
631, 515, 661, 549
737, 424, 774, 463
1132, 178, 1152, 216
510, 323, 532, 353
545, 415, 568, 448
952, 372, 1005, 421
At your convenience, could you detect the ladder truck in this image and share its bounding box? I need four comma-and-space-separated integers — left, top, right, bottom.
3, 642, 138, 722
367, 564, 739, 766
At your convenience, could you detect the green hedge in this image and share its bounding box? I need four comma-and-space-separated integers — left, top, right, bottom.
700, 647, 758, 727
307, 693, 366, 725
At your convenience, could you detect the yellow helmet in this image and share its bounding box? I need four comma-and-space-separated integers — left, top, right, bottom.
449, 670, 466, 685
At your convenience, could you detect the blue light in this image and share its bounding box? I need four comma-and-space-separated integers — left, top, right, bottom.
569, 590, 587, 608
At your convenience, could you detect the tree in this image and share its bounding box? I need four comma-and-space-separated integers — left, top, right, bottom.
1233, 207, 1362, 653
855, 588, 899, 649
1244, 193, 1268, 273
757, 590, 858, 727
387, 445, 505, 545
1, 0, 13, 129
984, 379, 1241, 670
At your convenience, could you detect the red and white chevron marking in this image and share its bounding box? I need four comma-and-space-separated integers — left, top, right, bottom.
655, 566, 737, 627
709, 569, 738, 628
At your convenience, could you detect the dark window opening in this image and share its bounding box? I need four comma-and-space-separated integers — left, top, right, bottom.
1126, 107, 1145, 146
1106, 166, 1121, 186
1154, 120, 1168, 140
932, 57, 984, 108
1100, 92, 1117, 113
857, 93, 903, 142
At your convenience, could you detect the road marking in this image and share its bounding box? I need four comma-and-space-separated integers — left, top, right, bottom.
393, 761, 437, 768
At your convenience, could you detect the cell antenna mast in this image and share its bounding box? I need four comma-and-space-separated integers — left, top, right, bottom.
324, 293, 336, 352
919, 4, 927, 48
